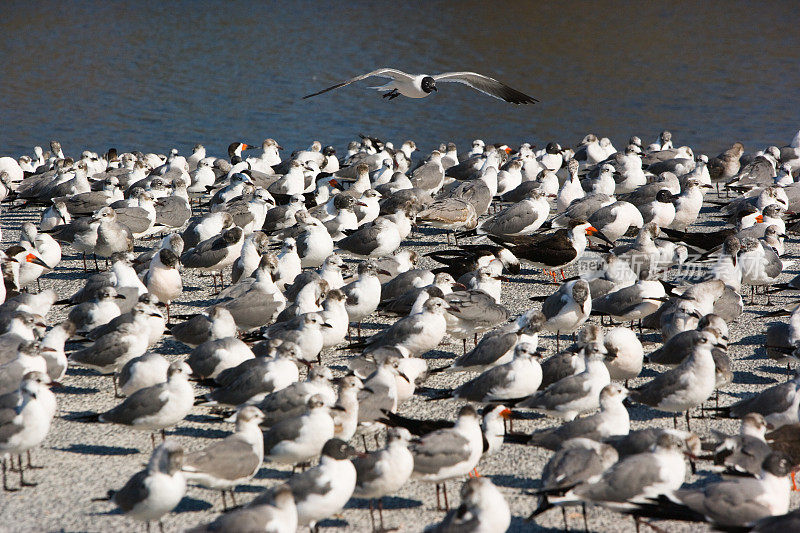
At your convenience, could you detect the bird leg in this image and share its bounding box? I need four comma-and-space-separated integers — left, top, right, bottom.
26, 450, 43, 469
93, 254, 100, 272
685, 409, 692, 431
151, 433, 157, 449
561, 506, 568, 530
792, 470, 798, 491
161, 429, 166, 441
378, 498, 393, 532
82, 252, 87, 272
446, 231, 451, 245
158, 520, 165, 533
582, 502, 589, 532
112, 374, 122, 398
368, 500, 376, 532
442, 482, 449, 511
462, 339, 467, 355
362, 434, 370, 452
673, 414, 678, 429
435, 483, 442, 511
221, 490, 228, 511
556, 331, 561, 352
18, 456, 36, 487
146, 522, 151, 533
634, 515, 641, 533
374, 434, 381, 448
229, 489, 238, 507
3, 459, 18, 491
561, 269, 566, 280
358, 321, 363, 341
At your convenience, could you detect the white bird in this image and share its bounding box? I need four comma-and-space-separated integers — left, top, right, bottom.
105, 439, 186, 531
303, 68, 538, 104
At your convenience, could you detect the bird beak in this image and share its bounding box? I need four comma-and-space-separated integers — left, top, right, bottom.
331, 405, 347, 412
241, 143, 252, 151
499, 408, 512, 420
322, 322, 334, 328
363, 387, 374, 394
700, 184, 714, 189
432, 86, 438, 92
26, 253, 51, 269
149, 312, 163, 317
492, 275, 510, 282
398, 372, 411, 383
756, 215, 764, 223
114, 294, 127, 299
452, 282, 467, 290
357, 202, 368, 207
377, 269, 392, 276
328, 179, 342, 189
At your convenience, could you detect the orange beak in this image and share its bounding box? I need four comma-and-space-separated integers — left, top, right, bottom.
500, 408, 512, 420
241, 143, 250, 150
585, 226, 599, 236
26, 253, 37, 263
756, 214, 764, 223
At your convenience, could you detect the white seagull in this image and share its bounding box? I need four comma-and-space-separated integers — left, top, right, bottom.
303, 68, 538, 104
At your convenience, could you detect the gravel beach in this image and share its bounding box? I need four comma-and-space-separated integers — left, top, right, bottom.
1, 182, 798, 533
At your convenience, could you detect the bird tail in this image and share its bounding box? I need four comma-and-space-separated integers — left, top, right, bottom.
526, 496, 555, 521
621, 495, 707, 524
91, 489, 115, 502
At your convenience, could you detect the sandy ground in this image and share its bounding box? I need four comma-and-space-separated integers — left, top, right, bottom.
1, 187, 798, 533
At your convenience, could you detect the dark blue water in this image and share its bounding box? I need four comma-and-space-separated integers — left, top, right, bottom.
1, 1, 798, 160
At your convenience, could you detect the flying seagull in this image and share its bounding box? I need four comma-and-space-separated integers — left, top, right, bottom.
302, 68, 538, 104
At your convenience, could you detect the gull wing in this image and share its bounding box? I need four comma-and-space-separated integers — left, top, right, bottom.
433, 71, 538, 104
302, 68, 413, 99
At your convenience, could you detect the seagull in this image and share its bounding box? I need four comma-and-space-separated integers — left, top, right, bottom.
97, 362, 194, 444
102, 439, 186, 531
517, 341, 611, 421
181, 406, 265, 510
424, 477, 511, 533
302, 68, 538, 104
287, 438, 357, 530
626, 452, 792, 529
629, 330, 722, 429
187, 484, 297, 533
0, 371, 56, 491
531, 433, 688, 524
262, 394, 336, 467
707, 412, 771, 476
531, 438, 619, 530
445, 342, 543, 403
410, 405, 484, 511
522, 384, 629, 451
353, 427, 415, 531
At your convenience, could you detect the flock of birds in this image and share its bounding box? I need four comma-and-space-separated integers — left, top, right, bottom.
1, 126, 800, 532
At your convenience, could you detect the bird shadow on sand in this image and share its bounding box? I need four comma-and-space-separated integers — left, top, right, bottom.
489, 473, 537, 490
184, 413, 222, 424
170, 426, 229, 439
422, 349, 458, 361
347, 496, 422, 510
318, 518, 349, 528
52, 384, 100, 395
732, 370, 778, 385
174, 496, 214, 513
55, 443, 140, 456
736, 333, 767, 346
254, 467, 291, 480
509, 516, 564, 533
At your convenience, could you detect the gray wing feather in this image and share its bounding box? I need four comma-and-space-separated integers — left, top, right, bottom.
411, 431, 470, 474
303, 68, 413, 99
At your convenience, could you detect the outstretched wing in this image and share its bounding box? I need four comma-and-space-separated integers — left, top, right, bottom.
433, 71, 538, 104
302, 68, 413, 99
